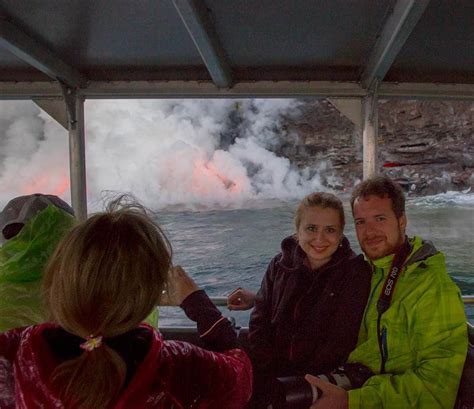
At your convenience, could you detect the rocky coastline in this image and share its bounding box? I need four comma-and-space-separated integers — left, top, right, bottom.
279, 99, 474, 196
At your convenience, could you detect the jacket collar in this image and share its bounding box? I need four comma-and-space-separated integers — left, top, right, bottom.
13, 323, 164, 406
367, 236, 439, 273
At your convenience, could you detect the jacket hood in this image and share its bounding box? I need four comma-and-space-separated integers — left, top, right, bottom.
278, 235, 355, 273
0, 206, 75, 332
12, 323, 165, 407
406, 236, 439, 265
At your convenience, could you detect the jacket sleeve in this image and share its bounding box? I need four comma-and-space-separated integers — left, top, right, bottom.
181, 289, 238, 351
0, 327, 23, 360
162, 341, 253, 409
248, 258, 277, 374
0, 328, 22, 409
348, 282, 468, 409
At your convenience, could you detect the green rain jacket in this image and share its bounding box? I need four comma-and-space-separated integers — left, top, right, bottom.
0, 205, 75, 332
348, 236, 468, 409
0, 205, 160, 331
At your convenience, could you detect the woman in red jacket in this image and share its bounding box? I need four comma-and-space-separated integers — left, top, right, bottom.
228, 192, 371, 406
0, 198, 252, 409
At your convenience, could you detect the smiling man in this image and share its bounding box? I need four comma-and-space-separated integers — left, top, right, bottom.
307, 176, 468, 409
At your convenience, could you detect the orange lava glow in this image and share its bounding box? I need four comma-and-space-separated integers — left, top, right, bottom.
22, 173, 70, 197
191, 161, 244, 195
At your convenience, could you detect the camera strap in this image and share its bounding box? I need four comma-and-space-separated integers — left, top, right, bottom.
376, 238, 412, 374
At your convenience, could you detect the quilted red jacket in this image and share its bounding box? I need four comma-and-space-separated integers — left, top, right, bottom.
0, 292, 252, 408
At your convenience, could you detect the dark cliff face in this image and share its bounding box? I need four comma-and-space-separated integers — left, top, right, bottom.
279, 99, 474, 196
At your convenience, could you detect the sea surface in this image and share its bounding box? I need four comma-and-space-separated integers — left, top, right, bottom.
156, 193, 474, 327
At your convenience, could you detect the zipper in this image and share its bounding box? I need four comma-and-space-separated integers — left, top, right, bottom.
288, 256, 347, 361
381, 326, 388, 369
289, 292, 306, 361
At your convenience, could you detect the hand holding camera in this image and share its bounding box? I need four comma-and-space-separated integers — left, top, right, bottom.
304, 375, 348, 409
270, 363, 373, 409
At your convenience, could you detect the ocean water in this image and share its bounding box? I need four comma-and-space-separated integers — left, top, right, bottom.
156, 193, 474, 326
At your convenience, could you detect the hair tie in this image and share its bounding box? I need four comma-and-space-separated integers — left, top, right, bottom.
80, 335, 103, 352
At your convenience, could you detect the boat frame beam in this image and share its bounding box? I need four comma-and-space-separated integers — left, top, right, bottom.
172, 0, 233, 88
0, 16, 86, 88
361, 0, 430, 89
1, 80, 473, 100
362, 87, 379, 179
60, 83, 88, 221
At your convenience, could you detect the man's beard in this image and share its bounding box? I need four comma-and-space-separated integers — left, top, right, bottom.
363, 227, 405, 260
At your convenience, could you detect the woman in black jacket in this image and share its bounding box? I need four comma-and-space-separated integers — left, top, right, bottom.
228, 192, 371, 406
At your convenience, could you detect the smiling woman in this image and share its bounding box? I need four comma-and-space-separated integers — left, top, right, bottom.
244, 192, 371, 407
296, 196, 345, 269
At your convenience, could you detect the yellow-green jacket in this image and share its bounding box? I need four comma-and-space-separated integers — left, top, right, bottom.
348, 236, 468, 409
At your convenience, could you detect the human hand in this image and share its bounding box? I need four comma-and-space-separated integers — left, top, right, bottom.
162, 265, 200, 306
227, 287, 256, 310
305, 374, 349, 409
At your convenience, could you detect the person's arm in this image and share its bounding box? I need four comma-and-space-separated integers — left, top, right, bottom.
172, 265, 238, 351
0, 328, 23, 409
227, 287, 257, 311
0, 327, 23, 360
348, 285, 467, 409
162, 339, 253, 409
163, 266, 253, 408
181, 289, 238, 351
248, 258, 277, 376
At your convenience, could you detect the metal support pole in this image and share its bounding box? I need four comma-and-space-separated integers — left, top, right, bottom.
362, 89, 379, 179
60, 84, 87, 221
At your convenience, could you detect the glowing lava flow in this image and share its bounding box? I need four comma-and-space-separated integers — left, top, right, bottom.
191, 160, 244, 197
21, 173, 70, 197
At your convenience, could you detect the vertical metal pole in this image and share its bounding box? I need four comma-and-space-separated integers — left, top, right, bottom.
362, 90, 378, 179
68, 94, 87, 221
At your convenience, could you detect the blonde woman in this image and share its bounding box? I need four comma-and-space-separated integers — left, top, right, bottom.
229, 193, 371, 406
0, 199, 252, 408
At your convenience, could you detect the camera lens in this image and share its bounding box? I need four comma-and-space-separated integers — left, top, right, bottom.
271, 377, 321, 409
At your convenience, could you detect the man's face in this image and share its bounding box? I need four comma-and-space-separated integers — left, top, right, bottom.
353, 194, 406, 260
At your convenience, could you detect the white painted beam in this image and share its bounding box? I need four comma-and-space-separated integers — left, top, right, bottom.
362, 93, 379, 179
66, 93, 88, 221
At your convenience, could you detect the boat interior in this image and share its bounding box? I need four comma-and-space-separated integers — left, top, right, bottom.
0, 0, 473, 403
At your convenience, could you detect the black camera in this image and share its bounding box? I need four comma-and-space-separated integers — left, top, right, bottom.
270, 363, 373, 409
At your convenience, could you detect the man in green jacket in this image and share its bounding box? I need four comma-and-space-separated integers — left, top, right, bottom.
307, 176, 468, 409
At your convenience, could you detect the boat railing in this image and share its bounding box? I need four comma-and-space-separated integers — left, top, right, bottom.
462, 295, 474, 305
158, 296, 474, 339
207, 295, 474, 307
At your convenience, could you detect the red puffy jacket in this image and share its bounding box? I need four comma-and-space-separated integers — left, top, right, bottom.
0, 318, 252, 408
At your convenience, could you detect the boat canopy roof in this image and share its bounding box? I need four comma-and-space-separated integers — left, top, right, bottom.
0, 0, 473, 100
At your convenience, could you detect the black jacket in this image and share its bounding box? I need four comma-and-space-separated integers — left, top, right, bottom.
248, 235, 371, 383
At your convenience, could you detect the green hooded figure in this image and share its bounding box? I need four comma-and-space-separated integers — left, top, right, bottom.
0, 193, 159, 331
0, 194, 76, 332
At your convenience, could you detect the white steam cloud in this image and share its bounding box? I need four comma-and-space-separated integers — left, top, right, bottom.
0, 99, 330, 210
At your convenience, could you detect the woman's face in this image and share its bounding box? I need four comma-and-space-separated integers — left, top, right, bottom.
296, 206, 343, 269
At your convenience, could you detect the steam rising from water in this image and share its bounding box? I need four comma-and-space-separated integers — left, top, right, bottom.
0, 99, 330, 210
